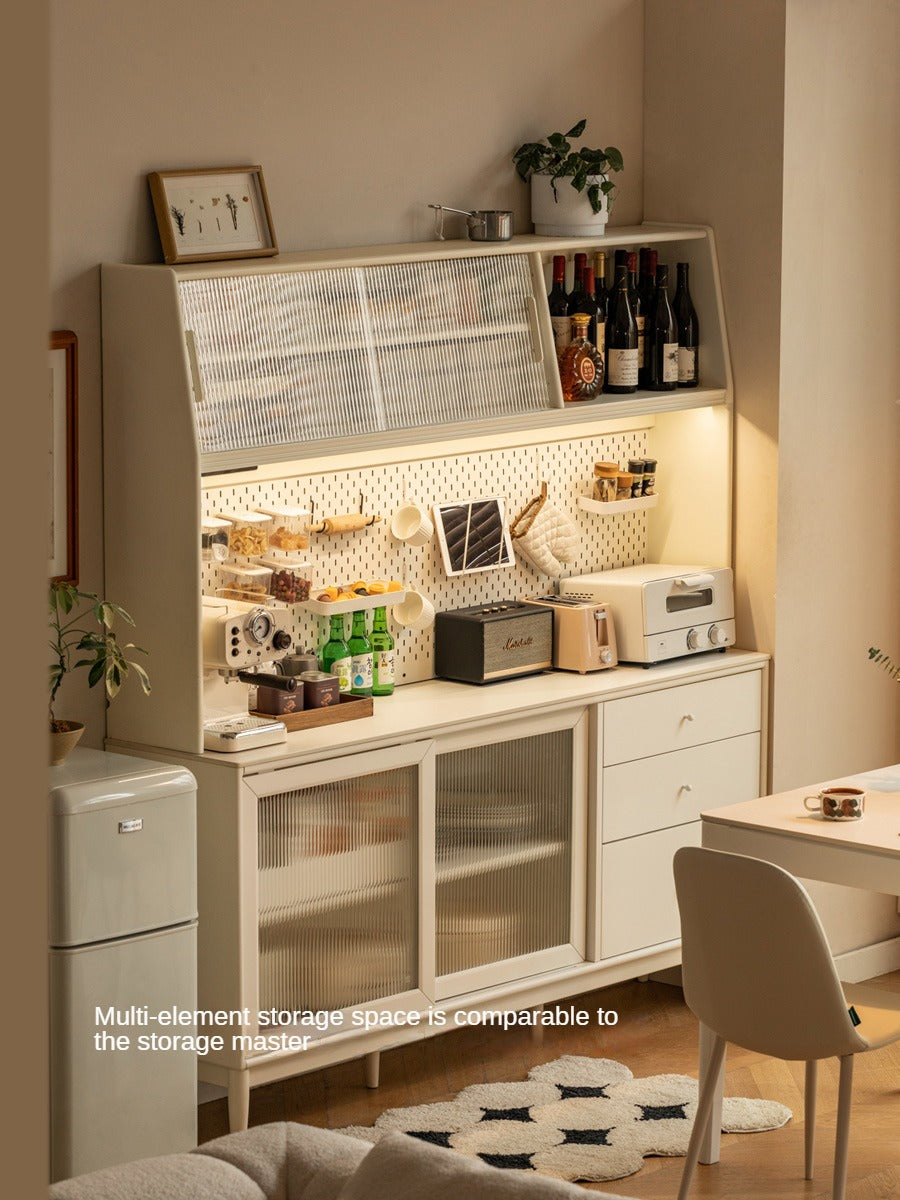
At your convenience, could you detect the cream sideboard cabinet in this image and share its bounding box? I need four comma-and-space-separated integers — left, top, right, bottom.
109, 653, 767, 1131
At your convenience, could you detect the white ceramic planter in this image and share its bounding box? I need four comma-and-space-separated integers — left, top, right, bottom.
530, 173, 609, 237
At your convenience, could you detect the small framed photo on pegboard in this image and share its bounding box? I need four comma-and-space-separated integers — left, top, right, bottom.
433, 498, 515, 577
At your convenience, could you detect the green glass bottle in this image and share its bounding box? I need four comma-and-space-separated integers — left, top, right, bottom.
348, 609, 373, 696
320, 614, 351, 693
371, 606, 395, 697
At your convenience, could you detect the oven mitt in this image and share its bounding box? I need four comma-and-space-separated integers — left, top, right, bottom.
510, 485, 580, 578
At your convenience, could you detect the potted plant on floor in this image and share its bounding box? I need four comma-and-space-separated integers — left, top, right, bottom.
513, 119, 624, 236
49, 580, 151, 765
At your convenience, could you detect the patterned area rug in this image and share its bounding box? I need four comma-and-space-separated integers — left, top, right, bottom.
341, 1055, 791, 1183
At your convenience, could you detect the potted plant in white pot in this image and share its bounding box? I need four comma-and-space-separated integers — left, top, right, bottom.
513, 119, 623, 236
49, 580, 151, 765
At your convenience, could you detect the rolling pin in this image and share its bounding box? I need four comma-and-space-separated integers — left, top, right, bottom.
310, 513, 382, 534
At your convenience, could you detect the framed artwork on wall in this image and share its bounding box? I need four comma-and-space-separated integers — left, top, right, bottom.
147, 165, 278, 264
49, 330, 78, 583
432, 498, 515, 576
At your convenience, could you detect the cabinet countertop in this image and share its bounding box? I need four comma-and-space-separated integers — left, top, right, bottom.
108, 649, 767, 775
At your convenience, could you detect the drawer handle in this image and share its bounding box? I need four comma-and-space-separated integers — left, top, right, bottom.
679, 783, 694, 794
682, 712, 695, 722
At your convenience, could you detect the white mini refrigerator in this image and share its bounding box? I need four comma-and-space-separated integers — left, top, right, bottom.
49, 748, 198, 1181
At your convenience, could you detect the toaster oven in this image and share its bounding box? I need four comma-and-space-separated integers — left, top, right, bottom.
559, 564, 735, 664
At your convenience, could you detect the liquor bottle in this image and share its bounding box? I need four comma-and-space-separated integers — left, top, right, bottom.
604, 263, 638, 393
371, 606, 395, 697
566, 256, 597, 348
673, 261, 700, 387
626, 251, 645, 385
548, 254, 570, 359
348, 610, 373, 696
559, 313, 604, 401
637, 248, 658, 388
320, 615, 351, 693
647, 263, 679, 391
593, 251, 609, 366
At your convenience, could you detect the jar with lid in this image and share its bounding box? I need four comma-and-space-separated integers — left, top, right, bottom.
218, 562, 273, 603
254, 505, 311, 551
201, 516, 231, 562
254, 554, 313, 604
215, 510, 272, 557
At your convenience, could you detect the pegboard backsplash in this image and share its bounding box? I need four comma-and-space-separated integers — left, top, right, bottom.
202, 431, 650, 683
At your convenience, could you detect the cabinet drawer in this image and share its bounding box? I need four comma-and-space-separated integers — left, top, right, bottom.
602, 733, 761, 843
601, 823, 701, 959
602, 670, 761, 765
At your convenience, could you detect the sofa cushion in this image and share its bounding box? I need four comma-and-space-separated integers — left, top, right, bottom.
49, 1152, 266, 1200
334, 1131, 633, 1200
195, 1122, 372, 1200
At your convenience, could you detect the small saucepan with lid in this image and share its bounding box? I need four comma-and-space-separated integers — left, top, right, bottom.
429, 204, 513, 242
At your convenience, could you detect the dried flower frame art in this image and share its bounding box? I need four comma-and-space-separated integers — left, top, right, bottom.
147, 166, 278, 264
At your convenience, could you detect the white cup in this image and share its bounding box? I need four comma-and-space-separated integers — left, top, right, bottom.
390, 503, 434, 547
393, 588, 435, 630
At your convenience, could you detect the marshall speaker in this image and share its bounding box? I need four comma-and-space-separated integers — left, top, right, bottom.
433, 602, 552, 684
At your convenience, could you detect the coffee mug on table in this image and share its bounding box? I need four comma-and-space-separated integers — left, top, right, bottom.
804, 786, 865, 821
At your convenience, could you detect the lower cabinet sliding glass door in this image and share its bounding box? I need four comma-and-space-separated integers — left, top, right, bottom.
245, 741, 435, 1039
432, 708, 588, 1000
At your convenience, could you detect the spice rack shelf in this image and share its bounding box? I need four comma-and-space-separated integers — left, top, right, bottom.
577, 494, 660, 516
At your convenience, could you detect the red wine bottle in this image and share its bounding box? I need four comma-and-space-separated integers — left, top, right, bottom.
647, 263, 678, 391
637, 248, 658, 388
673, 261, 700, 387
548, 254, 570, 359
625, 251, 645, 386
604, 263, 638, 393
593, 251, 609, 367
567, 258, 598, 348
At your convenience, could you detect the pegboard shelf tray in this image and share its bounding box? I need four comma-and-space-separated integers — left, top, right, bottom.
578, 494, 659, 516
299, 590, 406, 616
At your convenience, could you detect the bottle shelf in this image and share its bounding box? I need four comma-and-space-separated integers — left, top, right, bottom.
577, 494, 659, 516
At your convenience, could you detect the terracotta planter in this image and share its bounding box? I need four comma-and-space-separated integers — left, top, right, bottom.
50, 720, 85, 766
530, 173, 609, 236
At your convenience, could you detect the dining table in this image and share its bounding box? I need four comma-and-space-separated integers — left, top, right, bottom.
695, 763, 900, 1162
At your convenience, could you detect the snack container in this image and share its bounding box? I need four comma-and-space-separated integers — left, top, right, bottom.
255, 505, 311, 551
254, 555, 313, 604
217, 563, 273, 603
300, 671, 341, 709
216, 510, 272, 556
201, 516, 231, 562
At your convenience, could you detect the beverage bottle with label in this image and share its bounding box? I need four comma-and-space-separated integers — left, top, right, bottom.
321, 614, 351, 693
548, 254, 570, 359
371, 606, 395, 696
348, 609, 374, 696
625, 251, 645, 384
673, 261, 700, 387
593, 250, 609, 364
637, 248, 658, 387
559, 313, 604, 401
566, 254, 597, 347
604, 263, 638, 393
647, 263, 679, 391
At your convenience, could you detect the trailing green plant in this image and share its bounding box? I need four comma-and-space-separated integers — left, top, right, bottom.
868, 646, 900, 681
49, 580, 151, 728
513, 119, 624, 214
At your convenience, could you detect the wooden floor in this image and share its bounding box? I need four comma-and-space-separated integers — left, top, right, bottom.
199, 970, 900, 1198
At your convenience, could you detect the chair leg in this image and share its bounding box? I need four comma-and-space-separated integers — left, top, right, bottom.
804, 1059, 817, 1179
832, 1054, 854, 1200
677, 1033, 727, 1200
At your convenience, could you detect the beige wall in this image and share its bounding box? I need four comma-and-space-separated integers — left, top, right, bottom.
50, 0, 645, 741
645, 0, 900, 955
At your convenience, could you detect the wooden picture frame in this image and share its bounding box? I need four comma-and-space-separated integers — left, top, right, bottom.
147, 165, 278, 264
49, 330, 78, 583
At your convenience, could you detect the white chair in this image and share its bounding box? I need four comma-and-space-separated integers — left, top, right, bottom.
673, 845, 900, 1200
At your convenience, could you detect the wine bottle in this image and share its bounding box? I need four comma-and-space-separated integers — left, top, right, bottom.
320, 615, 351, 693
604, 264, 638, 394
626, 251, 645, 386
348, 609, 373, 696
637, 248, 658, 388
559, 313, 604, 401
548, 254, 570, 360
593, 251, 609, 367
673, 261, 700, 387
567, 256, 597, 348
647, 263, 679, 391
371, 606, 395, 696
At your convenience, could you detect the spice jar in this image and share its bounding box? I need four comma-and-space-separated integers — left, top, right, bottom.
616, 472, 634, 501
592, 461, 620, 503
641, 458, 658, 496
627, 459, 645, 498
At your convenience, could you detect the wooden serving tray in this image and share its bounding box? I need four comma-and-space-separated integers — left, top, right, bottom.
251, 693, 373, 732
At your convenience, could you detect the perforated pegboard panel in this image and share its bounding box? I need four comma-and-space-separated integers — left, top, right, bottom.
201, 430, 650, 684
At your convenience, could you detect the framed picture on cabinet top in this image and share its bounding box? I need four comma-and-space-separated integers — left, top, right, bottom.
49, 330, 78, 583
147, 165, 278, 264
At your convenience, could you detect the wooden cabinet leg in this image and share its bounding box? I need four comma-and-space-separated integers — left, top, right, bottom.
227, 1069, 250, 1132
364, 1050, 381, 1089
